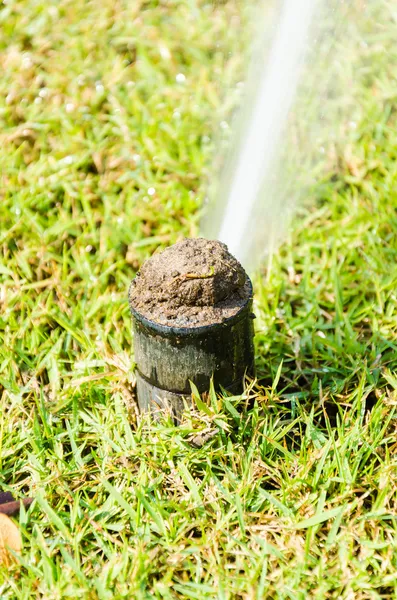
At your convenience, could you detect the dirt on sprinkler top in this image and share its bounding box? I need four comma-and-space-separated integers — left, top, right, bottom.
129, 238, 251, 327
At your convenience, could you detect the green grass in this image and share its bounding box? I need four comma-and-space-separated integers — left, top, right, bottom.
1, 0, 397, 598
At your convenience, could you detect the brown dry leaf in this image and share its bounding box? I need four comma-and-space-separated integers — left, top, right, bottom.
0, 514, 22, 566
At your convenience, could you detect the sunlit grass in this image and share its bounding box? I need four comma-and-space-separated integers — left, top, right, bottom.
1, 0, 397, 598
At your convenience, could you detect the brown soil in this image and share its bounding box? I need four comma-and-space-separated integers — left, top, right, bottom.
129, 238, 251, 327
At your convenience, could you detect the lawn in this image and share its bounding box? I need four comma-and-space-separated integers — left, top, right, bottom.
1, 0, 397, 598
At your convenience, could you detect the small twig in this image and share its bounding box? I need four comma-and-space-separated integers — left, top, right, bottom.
168, 266, 215, 286
0, 493, 33, 516
184, 266, 215, 280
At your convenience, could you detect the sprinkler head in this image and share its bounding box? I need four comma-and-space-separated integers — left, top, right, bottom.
129, 238, 255, 421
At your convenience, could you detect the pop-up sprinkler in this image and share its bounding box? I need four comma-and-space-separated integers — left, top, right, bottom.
129, 238, 255, 420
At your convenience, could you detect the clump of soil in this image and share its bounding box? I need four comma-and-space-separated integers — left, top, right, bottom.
129, 238, 251, 327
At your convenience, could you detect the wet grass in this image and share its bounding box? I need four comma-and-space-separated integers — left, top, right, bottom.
1, 0, 397, 598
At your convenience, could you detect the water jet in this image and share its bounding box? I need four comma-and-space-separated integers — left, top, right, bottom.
129, 238, 255, 421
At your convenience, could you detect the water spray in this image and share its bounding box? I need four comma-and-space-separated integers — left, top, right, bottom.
215, 0, 317, 266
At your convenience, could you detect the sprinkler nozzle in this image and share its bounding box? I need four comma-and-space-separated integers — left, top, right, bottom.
129, 238, 255, 421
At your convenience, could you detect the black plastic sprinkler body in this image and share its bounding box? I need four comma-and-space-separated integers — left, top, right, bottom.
129, 238, 255, 421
